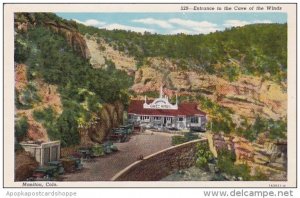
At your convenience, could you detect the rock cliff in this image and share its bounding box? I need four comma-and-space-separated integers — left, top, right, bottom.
210, 133, 287, 180
15, 64, 62, 142
79, 101, 124, 145
15, 13, 90, 59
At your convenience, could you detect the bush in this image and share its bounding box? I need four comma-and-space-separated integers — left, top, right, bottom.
15, 23, 134, 147
77, 21, 287, 83
198, 96, 235, 134
33, 107, 56, 123
236, 115, 287, 141
195, 143, 214, 169
171, 136, 186, 145
15, 116, 29, 141
216, 149, 251, 180
143, 91, 159, 98
15, 37, 30, 63
56, 109, 80, 147
16, 83, 41, 109
184, 132, 198, 141
171, 132, 199, 146
33, 107, 80, 147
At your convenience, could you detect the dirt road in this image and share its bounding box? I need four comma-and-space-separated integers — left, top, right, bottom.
63, 131, 172, 181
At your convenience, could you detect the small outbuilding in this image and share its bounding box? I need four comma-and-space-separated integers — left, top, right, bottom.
20, 140, 61, 166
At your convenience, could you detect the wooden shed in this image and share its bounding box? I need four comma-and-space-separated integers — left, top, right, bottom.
20, 140, 61, 166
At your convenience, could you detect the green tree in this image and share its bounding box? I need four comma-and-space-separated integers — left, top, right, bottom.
15, 116, 29, 141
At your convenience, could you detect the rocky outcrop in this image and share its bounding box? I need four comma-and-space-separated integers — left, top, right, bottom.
45, 21, 90, 59
14, 13, 90, 59
132, 66, 164, 93
15, 149, 39, 181
210, 133, 287, 181
14, 13, 36, 32
80, 102, 124, 144
84, 36, 136, 74
128, 56, 286, 122
15, 64, 28, 91
15, 64, 62, 142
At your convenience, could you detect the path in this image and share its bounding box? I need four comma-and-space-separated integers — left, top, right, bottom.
63, 131, 173, 181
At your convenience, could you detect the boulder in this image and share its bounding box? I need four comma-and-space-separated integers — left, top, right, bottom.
15, 150, 39, 181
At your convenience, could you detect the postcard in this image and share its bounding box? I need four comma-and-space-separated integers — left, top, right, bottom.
3, 3, 297, 188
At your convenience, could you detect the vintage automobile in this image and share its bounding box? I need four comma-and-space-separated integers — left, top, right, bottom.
103, 141, 118, 154
119, 124, 134, 134
78, 147, 92, 159
47, 161, 64, 175
110, 128, 128, 142
68, 156, 83, 170
30, 165, 58, 181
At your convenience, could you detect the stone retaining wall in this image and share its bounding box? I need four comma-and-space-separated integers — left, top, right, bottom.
111, 138, 208, 181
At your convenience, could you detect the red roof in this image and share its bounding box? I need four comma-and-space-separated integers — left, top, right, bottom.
128, 100, 206, 116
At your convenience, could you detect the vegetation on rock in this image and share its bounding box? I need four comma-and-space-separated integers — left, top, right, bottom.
15, 13, 133, 147
78, 23, 287, 83
15, 116, 29, 141
195, 143, 214, 170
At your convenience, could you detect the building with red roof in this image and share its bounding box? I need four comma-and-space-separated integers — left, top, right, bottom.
128, 86, 207, 131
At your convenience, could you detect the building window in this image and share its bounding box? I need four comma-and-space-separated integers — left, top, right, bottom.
191, 117, 199, 123
178, 117, 183, 121
154, 117, 161, 120
141, 116, 149, 120
128, 114, 132, 119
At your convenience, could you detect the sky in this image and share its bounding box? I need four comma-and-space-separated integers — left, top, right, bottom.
56, 12, 287, 35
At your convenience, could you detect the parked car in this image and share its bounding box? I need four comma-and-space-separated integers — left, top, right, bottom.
103, 141, 118, 154
31, 165, 58, 181
47, 161, 64, 175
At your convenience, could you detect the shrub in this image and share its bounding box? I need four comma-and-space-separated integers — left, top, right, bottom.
15, 116, 29, 141
171, 136, 186, 146
236, 116, 287, 141
216, 149, 251, 180
16, 82, 41, 109
143, 91, 159, 98
171, 132, 199, 146
195, 143, 214, 169
14, 37, 30, 63
33, 107, 80, 147
184, 132, 198, 141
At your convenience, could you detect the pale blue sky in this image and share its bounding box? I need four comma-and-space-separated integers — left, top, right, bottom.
57, 12, 287, 35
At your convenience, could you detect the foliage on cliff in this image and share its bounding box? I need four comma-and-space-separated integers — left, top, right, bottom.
14, 13, 133, 146
78, 23, 287, 83
197, 95, 286, 141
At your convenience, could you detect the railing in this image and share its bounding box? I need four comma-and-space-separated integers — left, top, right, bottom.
111, 138, 208, 181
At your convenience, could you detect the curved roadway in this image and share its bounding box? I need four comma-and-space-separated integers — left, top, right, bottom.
63, 131, 173, 181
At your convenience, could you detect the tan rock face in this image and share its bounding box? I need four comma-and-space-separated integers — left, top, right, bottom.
84, 36, 137, 74
127, 56, 286, 122
15, 64, 28, 92
45, 21, 90, 59
132, 67, 164, 94
211, 133, 287, 180
26, 121, 48, 141
81, 102, 124, 144
216, 77, 286, 121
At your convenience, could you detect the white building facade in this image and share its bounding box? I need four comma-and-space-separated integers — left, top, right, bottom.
128, 87, 207, 131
